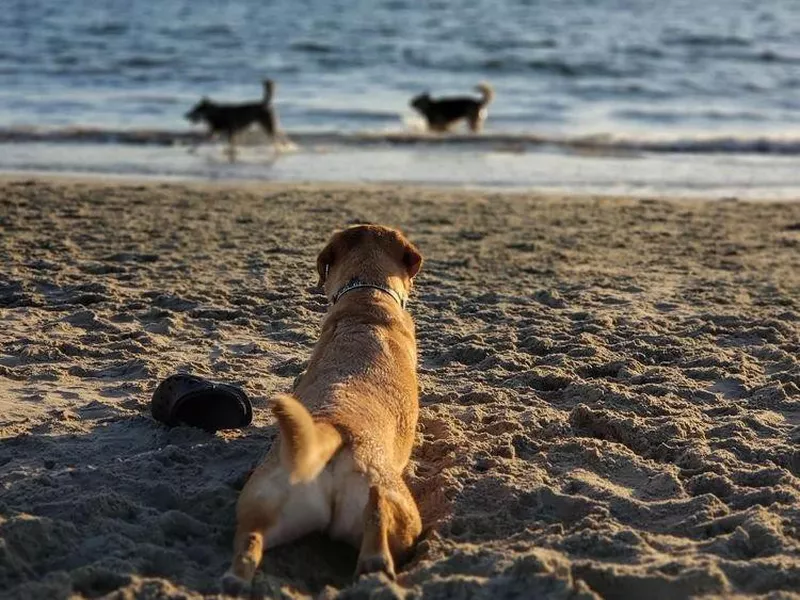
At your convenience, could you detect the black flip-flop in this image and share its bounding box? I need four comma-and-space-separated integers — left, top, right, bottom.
151, 373, 252, 432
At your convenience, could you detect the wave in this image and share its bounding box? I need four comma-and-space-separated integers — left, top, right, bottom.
662, 33, 752, 48
290, 40, 336, 54
2, 126, 800, 156
400, 49, 643, 78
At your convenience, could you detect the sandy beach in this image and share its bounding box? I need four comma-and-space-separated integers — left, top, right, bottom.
1, 177, 799, 599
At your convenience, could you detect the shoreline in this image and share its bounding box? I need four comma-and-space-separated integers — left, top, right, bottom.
2, 139, 800, 201
2, 170, 797, 205
2, 163, 800, 204
1, 177, 799, 599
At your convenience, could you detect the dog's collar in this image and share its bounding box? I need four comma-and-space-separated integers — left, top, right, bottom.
331, 278, 407, 310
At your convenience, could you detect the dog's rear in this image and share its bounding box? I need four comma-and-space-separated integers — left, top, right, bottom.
224, 225, 423, 591
270, 393, 342, 484
468, 82, 494, 131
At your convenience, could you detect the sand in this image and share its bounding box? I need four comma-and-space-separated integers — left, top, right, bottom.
1, 178, 799, 599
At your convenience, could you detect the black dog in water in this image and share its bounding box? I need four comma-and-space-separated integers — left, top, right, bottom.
185, 79, 290, 158
410, 82, 494, 133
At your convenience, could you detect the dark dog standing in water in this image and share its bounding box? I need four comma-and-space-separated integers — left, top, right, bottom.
185, 79, 290, 159
410, 82, 494, 133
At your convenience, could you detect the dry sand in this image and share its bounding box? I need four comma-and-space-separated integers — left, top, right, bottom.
1, 178, 799, 599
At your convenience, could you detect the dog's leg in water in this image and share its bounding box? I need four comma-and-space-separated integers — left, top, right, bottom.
468, 113, 483, 133
355, 482, 422, 580
274, 131, 296, 153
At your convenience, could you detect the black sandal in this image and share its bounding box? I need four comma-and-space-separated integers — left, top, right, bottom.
151, 373, 252, 432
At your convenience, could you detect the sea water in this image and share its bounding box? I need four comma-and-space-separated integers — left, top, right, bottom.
1, 0, 798, 198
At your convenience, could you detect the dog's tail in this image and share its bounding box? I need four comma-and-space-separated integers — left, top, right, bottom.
263, 79, 275, 103
270, 393, 343, 484
475, 82, 494, 106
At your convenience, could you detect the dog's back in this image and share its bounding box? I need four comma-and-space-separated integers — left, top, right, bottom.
295, 283, 419, 470
198, 102, 272, 134
276, 225, 422, 479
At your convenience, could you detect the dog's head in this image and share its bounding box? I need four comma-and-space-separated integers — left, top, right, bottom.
316, 224, 422, 301
185, 97, 212, 123
410, 93, 431, 112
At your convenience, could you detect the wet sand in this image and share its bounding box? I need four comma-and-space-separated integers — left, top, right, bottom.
1, 178, 799, 599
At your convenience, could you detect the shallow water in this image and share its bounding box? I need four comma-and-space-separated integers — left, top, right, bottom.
1, 0, 799, 195
5, 141, 799, 200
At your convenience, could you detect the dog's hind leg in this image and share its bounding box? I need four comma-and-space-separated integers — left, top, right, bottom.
259, 113, 294, 152
275, 130, 295, 152
257, 112, 276, 139
223, 521, 267, 591
355, 481, 421, 580
257, 112, 281, 152
222, 465, 332, 592
468, 109, 485, 133
222, 491, 274, 594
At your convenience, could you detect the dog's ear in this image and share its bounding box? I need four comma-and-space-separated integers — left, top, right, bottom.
316, 228, 358, 287
316, 238, 336, 288
401, 239, 423, 279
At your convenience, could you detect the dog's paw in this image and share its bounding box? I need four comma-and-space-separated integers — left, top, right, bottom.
220, 570, 251, 596
355, 554, 396, 581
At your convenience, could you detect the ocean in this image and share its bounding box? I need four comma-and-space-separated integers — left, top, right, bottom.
1, 0, 799, 197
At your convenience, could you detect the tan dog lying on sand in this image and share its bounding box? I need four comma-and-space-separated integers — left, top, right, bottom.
222, 224, 424, 591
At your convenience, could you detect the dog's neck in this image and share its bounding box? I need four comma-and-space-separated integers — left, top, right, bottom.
330, 277, 407, 310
